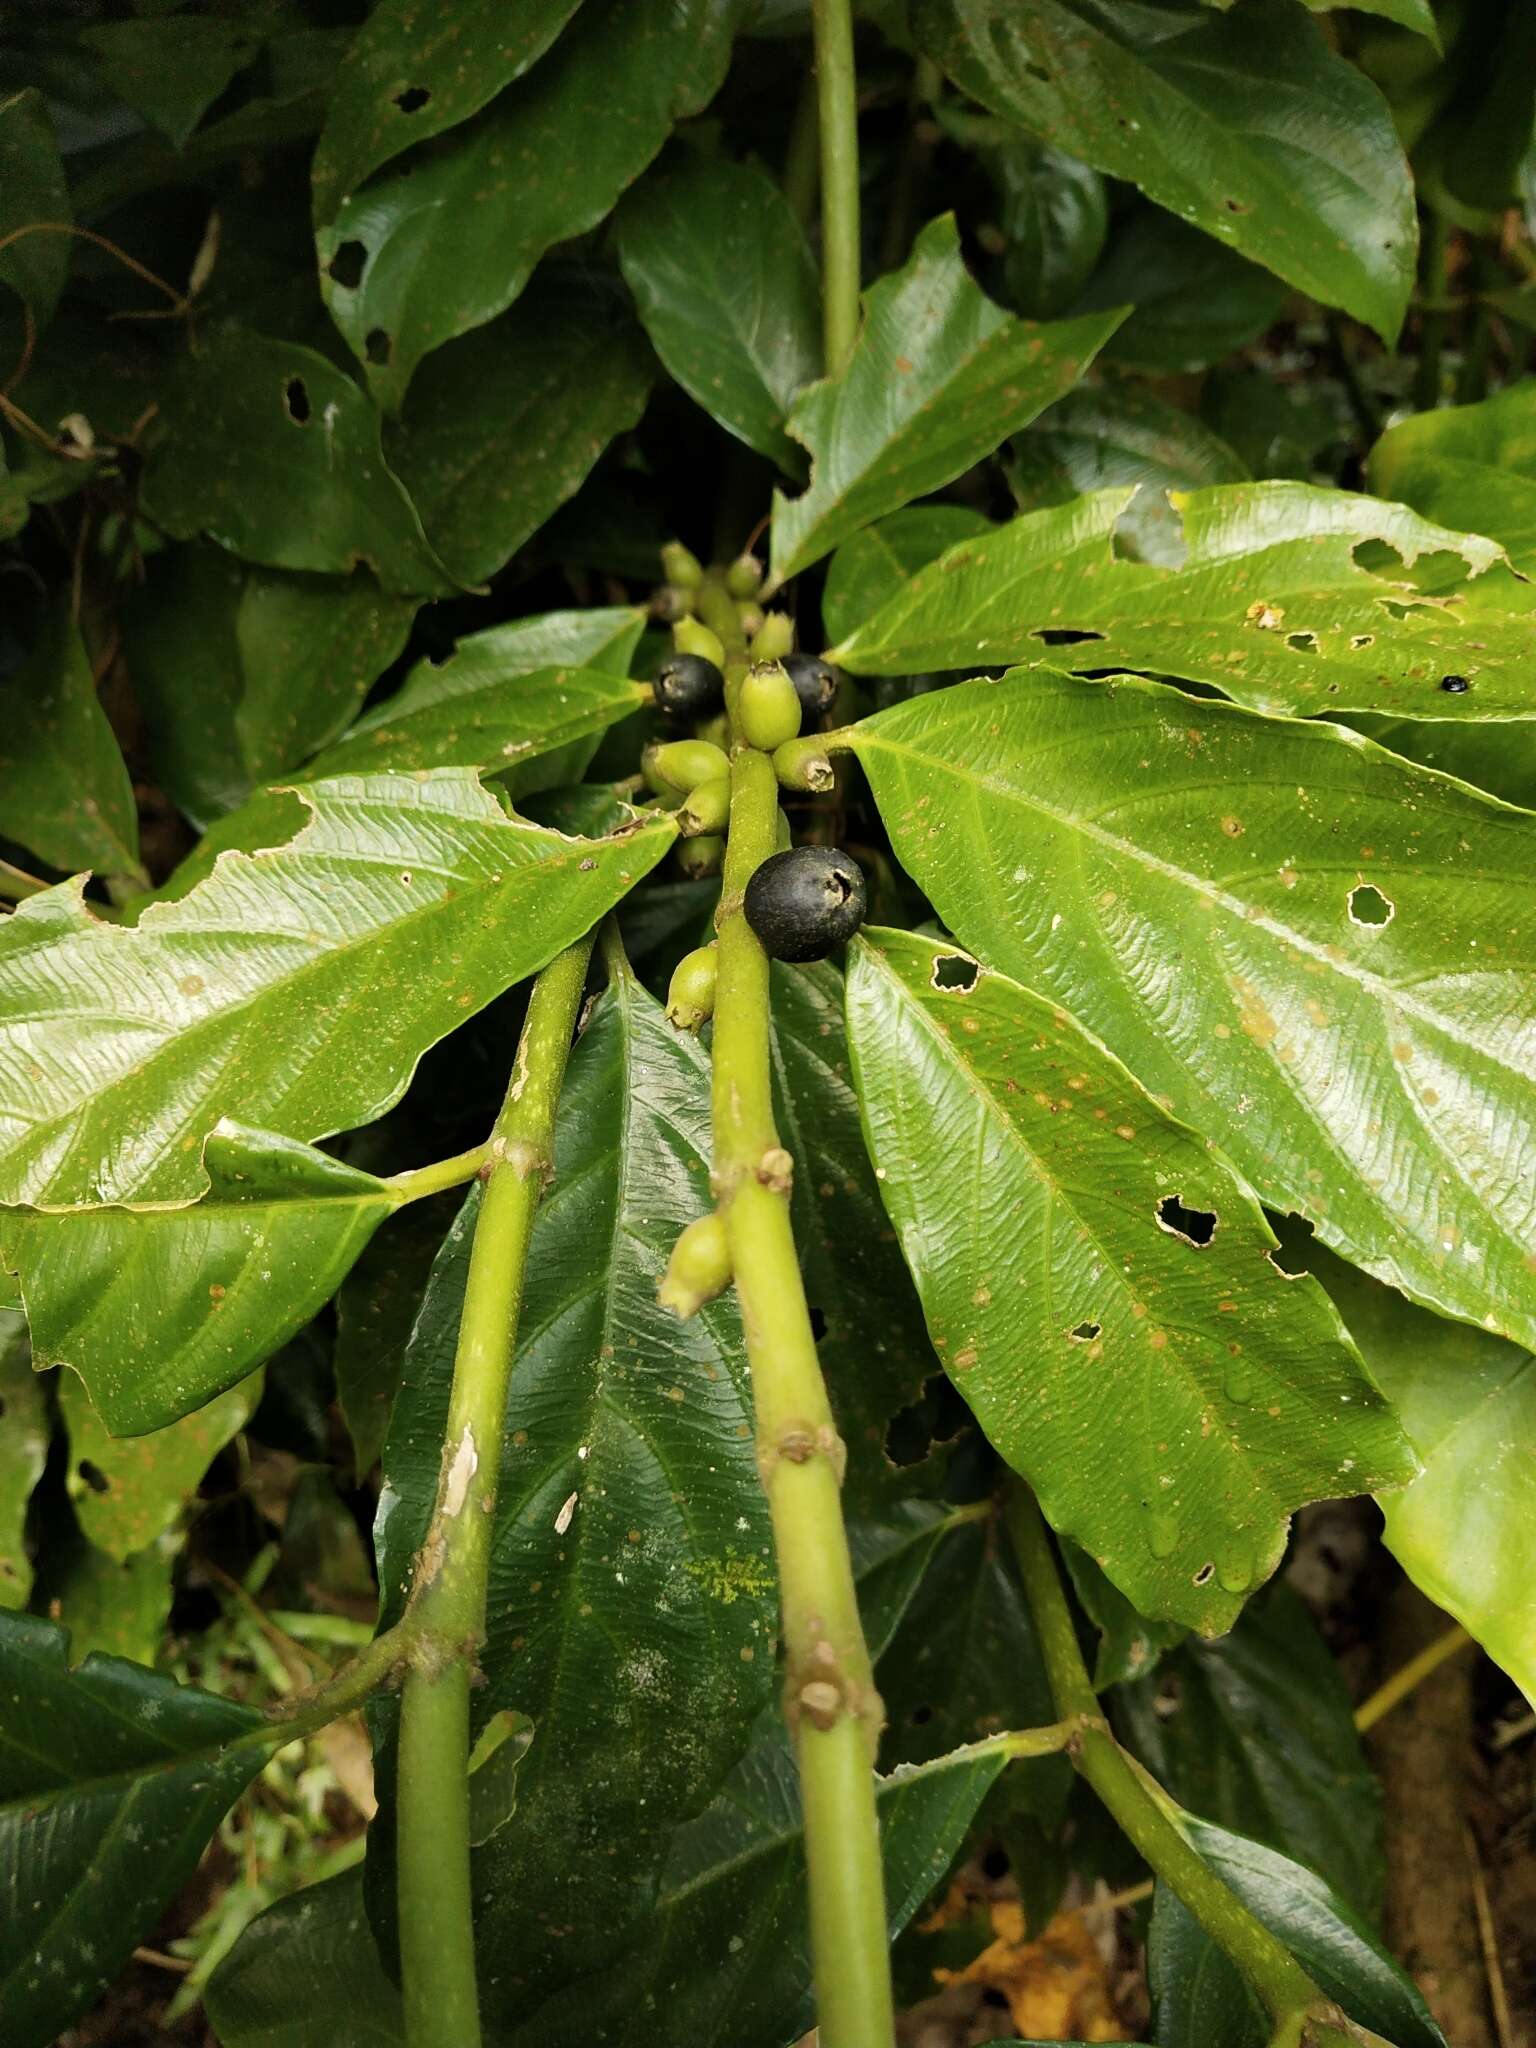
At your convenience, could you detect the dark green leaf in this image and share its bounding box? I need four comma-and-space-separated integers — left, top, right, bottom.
44, 1530, 174, 1669
0, 772, 674, 1205
769, 214, 1124, 583
0, 1311, 46, 1610
206, 1870, 404, 2048
1076, 209, 1289, 374
1369, 378, 1536, 574
982, 140, 1108, 321
845, 670, 1536, 1357
316, 0, 743, 408
1149, 1814, 1447, 2048
81, 17, 266, 149
821, 504, 994, 648
616, 151, 819, 468
1060, 1542, 1185, 1689
311, 0, 582, 217
0, 1611, 265, 2048
846, 927, 1411, 1630
0, 90, 69, 342
334, 1201, 454, 1480
1340, 713, 1536, 811
1413, 0, 1536, 225
139, 328, 454, 596
913, 0, 1415, 342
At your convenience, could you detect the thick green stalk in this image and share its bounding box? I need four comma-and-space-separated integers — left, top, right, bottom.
703, 579, 895, 2048
1005, 1486, 1324, 2027
393, 937, 596, 2048
812, 0, 861, 373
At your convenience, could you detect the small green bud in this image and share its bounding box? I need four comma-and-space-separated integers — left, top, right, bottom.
661, 540, 704, 590
739, 661, 803, 752
673, 615, 726, 667
650, 738, 731, 794
678, 772, 731, 838
736, 600, 764, 640
773, 734, 836, 792
665, 944, 718, 1032
751, 610, 795, 662
676, 833, 724, 878
658, 1209, 732, 1318
726, 552, 763, 599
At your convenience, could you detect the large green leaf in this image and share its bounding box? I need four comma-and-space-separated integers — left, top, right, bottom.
1076, 210, 1289, 375
369, 964, 774, 2018
1306, 1238, 1536, 1707
616, 152, 819, 469
828, 482, 1536, 723
311, 0, 581, 216
821, 504, 994, 650
4, 1126, 400, 1432
334, 1199, 452, 1479
0, 595, 140, 881
81, 16, 267, 149
1369, 378, 1536, 575
124, 546, 418, 826
1149, 1814, 1447, 2048
0, 90, 69, 341
845, 670, 1536, 1353
1115, 1585, 1382, 1914
912, 0, 1415, 343
845, 927, 1411, 1631
976, 136, 1108, 321
1340, 713, 1536, 812
45, 1529, 175, 1669
0, 1611, 266, 2048
206, 1869, 404, 2048
317, 0, 742, 408
769, 214, 1123, 585
139, 328, 454, 596
1061, 1542, 1185, 1689
384, 287, 652, 585
0, 771, 674, 1206
0, 1312, 45, 1610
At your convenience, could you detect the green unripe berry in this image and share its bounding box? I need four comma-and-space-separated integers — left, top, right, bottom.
772, 734, 835, 792
657, 1209, 733, 1318
751, 610, 795, 662
695, 710, 730, 750
661, 540, 704, 591
676, 833, 724, 878
673, 616, 726, 668
649, 738, 730, 794
726, 552, 763, 599
665, 944, 717, 1032
678, 773, 731, 838
739, 661, 802, 752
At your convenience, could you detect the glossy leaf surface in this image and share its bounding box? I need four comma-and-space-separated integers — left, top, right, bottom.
912, 0, 1416, 341
1369, 379, 1536, 574
1061, 1541, 1184, 1689
207, 1869, 403, 2047
846, 927, 1410, 1629
0, 1612, 265, 2048
769, 215, 1125, 584
334, 1201, 451, 1480
81, 16, 266, 148
821, 505, 994, 650
847, 671, 1536, 1351
0, 1313, 45, 1609
0, 772, 673, 1206
617, 152, 819, 468
1078, 210, 1289, 375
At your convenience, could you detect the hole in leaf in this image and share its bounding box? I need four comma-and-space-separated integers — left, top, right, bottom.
1193, 1561, 1215, 1586
883, 1371, 972, 1466
1439, 674, 1471, 694
981, 1988, 1011, 2011
327, 239, 367, 289
980, 1844, 1011, 1880
1156, 1195, 1217, 1246
394, 85, 431, 113
1023, 61, 1051, 83
1266, 1247, 1306, 1280
1350, 633, 1374, 650
1286, 631, 1317, 652
808, 1304, 827, 1341
365, 327, 393, 366
931, 952, 979, 992
1068, 1320, 1101, 1342
1348, 883, 1393, 927
78, 1459, 111, 1495
1222, 196, 1251, 214
1034, 627, 1105, 647
909, 1703, 934, 1726
282, 377, 311, 424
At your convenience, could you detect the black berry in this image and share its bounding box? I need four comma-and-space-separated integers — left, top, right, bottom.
1438, 674, 1471, 694
655, 652, 726, 721
783, 653, 842, 722
744, 847, 866, 963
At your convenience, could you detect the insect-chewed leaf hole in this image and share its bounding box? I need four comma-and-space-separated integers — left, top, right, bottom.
282, 377, 311, 424
1193, 1561, 1215, 1586
931, 952, 979, 992
1033, 626, 1105, 647
1286, 631, 1317, 652
394, 85, 431, 112
78, 1458, 111, 1494
1348, 882, 1393, 926
1155, 1195, 1217, 1247
365, 327, 393, 366
1068, 1319, 1101, 1342
883, 1371, 972, 1466
326, 239, 367, 289
807, 1303, 827, 1341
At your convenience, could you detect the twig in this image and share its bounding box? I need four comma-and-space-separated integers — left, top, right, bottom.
811, 0, 861, 375
1354, 1623, 1472, 1734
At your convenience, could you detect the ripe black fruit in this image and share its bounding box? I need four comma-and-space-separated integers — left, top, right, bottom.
744, 847, 866, 963
654, 653, 726, 721
783, 653, 841, 721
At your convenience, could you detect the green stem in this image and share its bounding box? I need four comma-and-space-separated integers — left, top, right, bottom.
389, 1143, 490, 1205
1005, 1486, 1322, 2026
1413, 209, 1450, 412
393, 936, 596, 2048
0, 857, 49, 902
812, 0, 861, 373
705, 583, 894, 2048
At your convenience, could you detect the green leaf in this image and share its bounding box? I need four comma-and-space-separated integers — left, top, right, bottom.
369, 966, 775, 2018
0, 1311, 46, 1610
0, 1611, 266, 2048
845, 927, 1411, 1631
1009, 383, 1248, 566
0, 90, 69, 341
1305, 1238, 1536, 1707
821, 504, 994, 649
45, 1529, 175, 1669
139, 328, 455, 596
334, 1201, 453, 1480
316, 0, 743, 409
1369, 378, 1536, 575
1149, 1814, 1447, 2048
769, 214, 1124, 585
124, 546, 418, 827
206, 1870, 404, 2048
845, 670, 1536, 1357
981, 140, 1108, 321
1341, 713, 1536, 812
912, 0, 1416, 344
384, 287, 652, 585
828, 482, 1536, 723
4, 1126, 397, 1433
1076, 210, 1290, 374
81, 16, 267, 149
1061, 1542, 1185, 1689
0, 771, 674, 1206
0, 594, 140, 880
1413, 2, 1536, 226
59, 1362, 261, 1556
311, 0, 581, 217
616, 152, 819, 468
1115, 1584, 1382, 1913
1303, 0, 1437, 35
